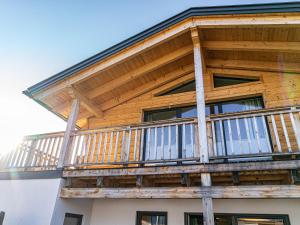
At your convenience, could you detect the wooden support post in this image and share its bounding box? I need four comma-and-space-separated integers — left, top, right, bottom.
181, 174, 191, 186
57, 98, 80, 168
65, 178, 72, 188
191, 27, 214, 225
232, 172, 240, 185
136, 175, 143, 187
96, 177, 104, 188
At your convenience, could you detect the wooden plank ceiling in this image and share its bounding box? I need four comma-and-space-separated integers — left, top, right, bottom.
40, 25, 300, 128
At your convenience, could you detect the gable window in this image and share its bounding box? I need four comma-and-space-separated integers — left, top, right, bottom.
158, 80, 195, 96
0, 211, 4, 225
136, 211, 167, 225
185, 213, 290, 225
63, 213, 83, 225
213, 75, 259, 88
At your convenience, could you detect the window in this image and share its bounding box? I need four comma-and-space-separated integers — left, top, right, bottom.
0, 211, 4, 225
185, 213, 290, 225
136, 211, 167, 225
63, 213, 83, 225
158, 80, 195, 96
213, 75, 259, 88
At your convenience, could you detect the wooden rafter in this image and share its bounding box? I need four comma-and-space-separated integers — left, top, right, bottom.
61, 185, 300, 199
100, 64, 194, 111
206, 59, 300, 73
87, 45, 193, 99
70, 86, 103, 117
203, 41, 300, 52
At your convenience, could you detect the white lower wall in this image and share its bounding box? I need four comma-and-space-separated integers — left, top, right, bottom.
0, 178, 93, 225
90, 199, 300, 225
0, 179, 61, 225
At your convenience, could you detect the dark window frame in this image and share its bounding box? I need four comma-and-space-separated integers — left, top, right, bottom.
184, 213, 291, 225
63, 213, 83, 225
136, 211, 168, 225
0, 211, 4, 225
157, 80, 196, 96
213, 74, 260, 89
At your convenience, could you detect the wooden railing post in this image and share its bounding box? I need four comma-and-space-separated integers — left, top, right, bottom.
191, 27, 215, 225
57, 98, 80, 168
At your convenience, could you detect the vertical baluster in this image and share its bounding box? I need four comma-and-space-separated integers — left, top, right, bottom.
226, 119, 234, 155
32, 139, 42, 167
235, 119, 243, 155
48, 137, 58, 165
38, 138, 48, 166
146, 128, 151, 161
243, 118, 252, 154
280, 113, 292, 152
211, 121, 217, 157
262, 115, 272, 153
89, 133, 97, 164
192, 123, 198, 158
121, 130, 126, 162
271, 115, 282, 153
219, 120, 226, 156
126, 129, 132, 162
46, 138, 55, 166
79, 134, 86, 165
139, 128, 144, 161
55, 136, 64, 165
84, 134, 92, 164
252, 116, 262, 153
175, 125, 178, 160
96, 133, 103, 163
70, 135, 80, 165
101, 132, 108, 163
154, 127, 158, 160
290, 112, 300, 151
168, 125, 171, 159
113, 131, 119, 162
133, 129, 138, 161
15, 141, 26, 167
161, 126, 164, 160
108, 132, 114, 163
182, 124, 186, 159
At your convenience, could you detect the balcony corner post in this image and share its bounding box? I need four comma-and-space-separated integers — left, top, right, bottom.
57, 98, 80, 168
191, 27, 215, 225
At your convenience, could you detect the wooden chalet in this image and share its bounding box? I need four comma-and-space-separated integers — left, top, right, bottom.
1, 2, 300, 225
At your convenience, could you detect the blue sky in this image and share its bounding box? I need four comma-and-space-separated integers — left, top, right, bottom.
0, 0, 293, 153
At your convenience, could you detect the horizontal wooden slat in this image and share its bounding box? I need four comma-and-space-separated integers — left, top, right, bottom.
62, 159, 300, 177
60, 185, 300, 199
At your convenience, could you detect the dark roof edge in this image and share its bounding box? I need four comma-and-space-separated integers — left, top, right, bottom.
24, 2, 300, 96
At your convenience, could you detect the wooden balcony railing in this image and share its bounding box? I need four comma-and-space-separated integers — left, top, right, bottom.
0, 106, 299, 171
64, 118, 199, 167
207, 106, 300, 159
0, 132, 64, 170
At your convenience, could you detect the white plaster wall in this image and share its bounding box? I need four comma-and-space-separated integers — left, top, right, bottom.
90, 199, 300, 225
0, 178, 61, 225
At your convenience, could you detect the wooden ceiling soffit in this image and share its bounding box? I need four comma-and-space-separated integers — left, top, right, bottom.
34, 21, 192, 101
87, 45, 193, 99
70, 86, 103, 118
101, 64, 194, 111
206, 59, 300, 74
203, 41, 300, 53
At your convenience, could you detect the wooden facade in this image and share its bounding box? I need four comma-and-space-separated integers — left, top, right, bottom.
1, 5, 300, 225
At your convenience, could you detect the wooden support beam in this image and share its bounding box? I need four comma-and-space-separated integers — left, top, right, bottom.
87, 45, 193, 99
101, 65, 194, 111
65, 178, 72, 188
206, 59, 300, 74
232, 171, 240, 185
181, 174, 191, 187
57, 98, 80, 168
136, 175, 143, 188
63, 159, 300, 178
290, 170, 300, 185
203, 41, 300, 53
96, 177, 104, 188
70, 86, 103, 117
60, 185, 300, 199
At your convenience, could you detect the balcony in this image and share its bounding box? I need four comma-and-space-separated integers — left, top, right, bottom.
1, 106, 299, 171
